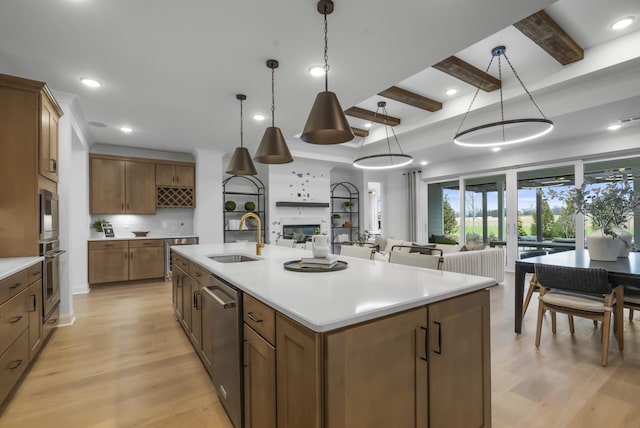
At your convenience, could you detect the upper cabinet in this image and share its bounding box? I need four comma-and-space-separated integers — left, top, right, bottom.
90, 155, 156, 214
156, 163, 195, 187
39, 94, 61, 183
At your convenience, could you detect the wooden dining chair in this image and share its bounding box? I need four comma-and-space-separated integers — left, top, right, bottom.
520, 250, 547, 318
534, 263, 623, 366
624, 286, 640, 321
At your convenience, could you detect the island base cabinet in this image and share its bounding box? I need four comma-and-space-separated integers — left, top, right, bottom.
427, 289, 491, 428
275, 313, 323, 428
243, 325, 276, 428
325, 307, 428, 428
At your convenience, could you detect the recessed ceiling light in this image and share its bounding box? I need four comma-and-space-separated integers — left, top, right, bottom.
445, 88, 458, 96
611, 16, 635, 30
364, 123, 372, 128
253, 114, 265, 121
607, 123, 622, 131
308, 65, 326, 77
492, 147, 501, 152
120, 126, 133, 133
420, 161, 428, 166
80, 77, 101, 88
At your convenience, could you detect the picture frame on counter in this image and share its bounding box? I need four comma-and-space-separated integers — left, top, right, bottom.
102, 222, 115, 238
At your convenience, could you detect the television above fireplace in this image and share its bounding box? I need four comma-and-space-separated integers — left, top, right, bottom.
282, 224, 320, 243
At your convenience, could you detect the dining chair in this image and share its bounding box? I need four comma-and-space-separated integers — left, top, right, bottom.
339, 244, 374, 260
534, 263, 623, 366
520, 250, 548, 318
388, 251, 442, 270
624, 286, 640, 321
276, 238, 296, 248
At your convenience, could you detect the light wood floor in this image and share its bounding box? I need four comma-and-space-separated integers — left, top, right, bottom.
1, 274, 640, 427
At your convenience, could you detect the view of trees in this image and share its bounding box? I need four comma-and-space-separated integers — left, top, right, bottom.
443, 195, 458, 236
526, 197, 576, 239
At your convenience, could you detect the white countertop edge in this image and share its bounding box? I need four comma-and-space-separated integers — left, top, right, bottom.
88, 234, 198, 241
172, 243, 496, 332
0, 257, 43, 281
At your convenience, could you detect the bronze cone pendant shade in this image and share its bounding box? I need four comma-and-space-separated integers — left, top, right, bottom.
225, 94, 257, 176
226, 146, 257, 175
255, 126, 293, 163
301, 91, 354, 144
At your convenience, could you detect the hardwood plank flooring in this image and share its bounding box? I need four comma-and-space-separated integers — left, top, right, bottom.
1, 274, 640, 427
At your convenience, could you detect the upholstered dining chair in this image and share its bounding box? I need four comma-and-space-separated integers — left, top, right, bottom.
388, 251, 442, 270
276, 238, 296, 248
339, 244, 374, 260
534, 263, 623, 367
520, 250, 548, 318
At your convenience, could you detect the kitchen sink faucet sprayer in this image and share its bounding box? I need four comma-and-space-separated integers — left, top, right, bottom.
239, 212, 264, 256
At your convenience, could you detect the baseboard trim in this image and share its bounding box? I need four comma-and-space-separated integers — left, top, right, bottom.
72, 284, 90, 295
58, 313, 76, 327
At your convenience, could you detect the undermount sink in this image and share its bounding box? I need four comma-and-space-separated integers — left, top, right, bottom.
208, 254, 260, 263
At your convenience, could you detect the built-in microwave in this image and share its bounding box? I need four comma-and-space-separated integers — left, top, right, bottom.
39, 189, 59, 242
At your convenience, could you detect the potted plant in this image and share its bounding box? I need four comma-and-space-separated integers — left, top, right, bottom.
342, 201, 354, 211
91, 218, 109, 232
225, 200, 236, 211
332, 213, 341, 227
549, 178, 639, 260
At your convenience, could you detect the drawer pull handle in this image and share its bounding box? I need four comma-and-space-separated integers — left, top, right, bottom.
9, 283, 22, 289
194, 272, 201, 277
9, 316, 23, 324
8, 359, 23, 370
30, 295, 37, 312
48, 317, 58, 325
247, 312, 263, 323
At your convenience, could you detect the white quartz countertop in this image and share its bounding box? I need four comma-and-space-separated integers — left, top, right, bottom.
88, 234, 198, 242
173, 242, 496, 332
0, 257, 43, 281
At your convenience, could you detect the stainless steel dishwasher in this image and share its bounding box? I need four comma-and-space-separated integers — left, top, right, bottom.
203, 276, 243, 428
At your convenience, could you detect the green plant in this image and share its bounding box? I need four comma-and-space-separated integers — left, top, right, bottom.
342, 201, 354, 211
332, 213, 341, 219
549, 178, 640, 237
91, 219, 109, 232
225, 200, 236, 211
244, 201, 256, 212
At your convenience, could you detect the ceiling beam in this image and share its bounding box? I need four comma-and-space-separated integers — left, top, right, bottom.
513, 10, 583, 66
351, 127, 369, 138
378, 86, 442, 112
344, 106, 401, 126
433, 56, 501, 92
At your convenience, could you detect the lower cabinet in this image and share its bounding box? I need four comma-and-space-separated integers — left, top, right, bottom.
27, 279, 43, 361
88, 239, 165, 285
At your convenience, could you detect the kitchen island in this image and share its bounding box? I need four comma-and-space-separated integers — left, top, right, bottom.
173, 242, 494, 428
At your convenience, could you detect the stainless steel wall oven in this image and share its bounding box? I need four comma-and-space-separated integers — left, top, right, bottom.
41, 240, 64, 320
39, 189, 59, 242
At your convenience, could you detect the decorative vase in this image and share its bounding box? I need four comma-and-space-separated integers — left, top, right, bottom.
612, 227, 633, 258
332, 217, 340, 227
586, 229, 620, 261
311, 234, 330, 258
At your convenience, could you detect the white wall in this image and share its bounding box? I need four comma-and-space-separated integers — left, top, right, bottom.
364, 169, 411, 240
194, 149, 225, 244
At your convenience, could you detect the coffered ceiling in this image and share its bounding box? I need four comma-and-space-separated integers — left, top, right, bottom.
1, 0, 639, 168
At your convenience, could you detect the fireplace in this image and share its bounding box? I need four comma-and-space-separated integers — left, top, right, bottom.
282, 224, 320, 243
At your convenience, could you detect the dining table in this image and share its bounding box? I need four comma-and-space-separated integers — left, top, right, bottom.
514, 249, 640, 334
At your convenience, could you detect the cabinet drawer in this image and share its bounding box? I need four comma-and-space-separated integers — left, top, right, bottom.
43, 303, 59, 341
244, 294, 275, 346
28, 263, 42, 284
173, 253, 190, 271
128, 239, 164, 248
89, 240, 128, 250
0, 329, 29, 405
0, 289, 29, 357
189, 262, 215, 286
0, 270, 29, 306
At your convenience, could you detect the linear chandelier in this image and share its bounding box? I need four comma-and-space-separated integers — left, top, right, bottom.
454, 46, 554, 147
353, 101, 413, 170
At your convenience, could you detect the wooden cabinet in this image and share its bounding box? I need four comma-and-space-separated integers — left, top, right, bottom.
156, 163, 195, 187
88, 240, 165, 285
0, 73, 63, 257
90, 156, 156, 214
172, 264, 189, 332
189, 276, 202, 351
244, 324, 276, 428
0, 261, 44, 406
39, 94, 60, 182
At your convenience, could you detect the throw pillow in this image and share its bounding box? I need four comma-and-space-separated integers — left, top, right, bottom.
409, 244, 436, 254
460, 242, 487, 251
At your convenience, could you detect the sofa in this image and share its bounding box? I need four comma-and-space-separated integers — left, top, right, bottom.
435, 243, 504, 284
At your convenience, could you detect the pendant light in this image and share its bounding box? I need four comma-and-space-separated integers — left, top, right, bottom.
353, 101, 413, 170
255, 59, 293, 164
453, 46, 554, 147
300, 0, 354, 145
226, 94, 258, 176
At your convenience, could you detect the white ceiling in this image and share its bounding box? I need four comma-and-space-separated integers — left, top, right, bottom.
1, 0, 639, 168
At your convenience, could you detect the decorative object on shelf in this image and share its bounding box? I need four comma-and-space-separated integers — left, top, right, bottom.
353, 101, 413, 169
331, 181, 359, 254
311, 234, 330, 258
245, 217, 259, 230
225, 200, 237, 211
341, 201, 353, 211
300, 0, 354, 145
244, 201, 256, 212
343, 221, 352, 227
549, 177, 639, 261
255, 59, 293, 164
91, 218, 109, 232
226, 94, 258, 175
453, 46, 554, 147
332, 213, 341, 226
132, 231, 149, 237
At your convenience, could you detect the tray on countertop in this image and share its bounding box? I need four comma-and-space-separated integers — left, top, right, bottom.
283, 259, 348, 273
